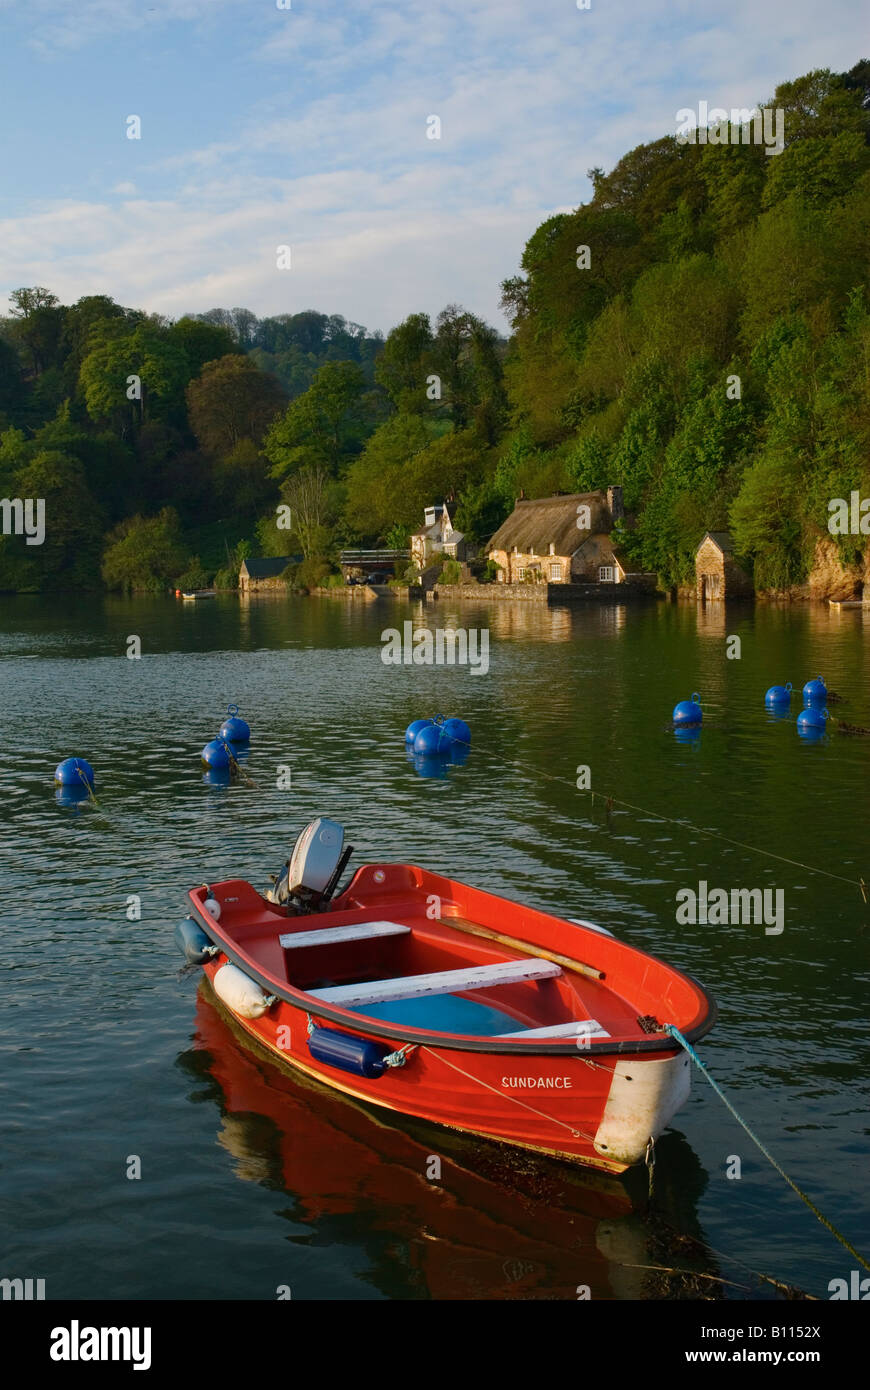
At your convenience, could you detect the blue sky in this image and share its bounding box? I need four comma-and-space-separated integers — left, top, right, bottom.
0, 0, 865, 334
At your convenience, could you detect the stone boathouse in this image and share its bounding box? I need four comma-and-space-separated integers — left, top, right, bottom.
238, 556, 293, 593
695, 531, 752, 601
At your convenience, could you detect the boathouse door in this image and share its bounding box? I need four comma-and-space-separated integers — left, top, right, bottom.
702, 572, 722, 601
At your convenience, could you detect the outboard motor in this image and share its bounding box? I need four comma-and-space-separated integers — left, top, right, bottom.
267, 817, 353, 913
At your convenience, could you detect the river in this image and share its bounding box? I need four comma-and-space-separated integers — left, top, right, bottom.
1, 591, 868, 1300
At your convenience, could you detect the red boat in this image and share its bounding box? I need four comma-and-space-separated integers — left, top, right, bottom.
177, 818, 716, 1173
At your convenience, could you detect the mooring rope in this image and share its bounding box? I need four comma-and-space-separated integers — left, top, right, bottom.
75, 767, 99, 806
440, 733, 867, 897
665, 1024, 870, 1271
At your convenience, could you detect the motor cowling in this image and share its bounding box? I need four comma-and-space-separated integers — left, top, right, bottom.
267, 817, 348, 911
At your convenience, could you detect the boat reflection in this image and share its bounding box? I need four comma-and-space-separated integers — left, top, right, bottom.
179, 981, 719, 1300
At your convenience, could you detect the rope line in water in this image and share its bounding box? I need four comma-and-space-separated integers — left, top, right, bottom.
665, 1025, 870, 1272
443, 735, 867, 896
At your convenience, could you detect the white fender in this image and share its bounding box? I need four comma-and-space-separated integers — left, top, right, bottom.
568, 917, 614, 937
213, 963, 269, 1019
593, 1052, 692, 1166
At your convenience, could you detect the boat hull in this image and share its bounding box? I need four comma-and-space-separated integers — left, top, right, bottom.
185, 860, 714, 1173
201, 955, 692, 1172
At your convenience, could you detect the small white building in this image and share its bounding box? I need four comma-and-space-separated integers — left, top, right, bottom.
410, 503, 467, 570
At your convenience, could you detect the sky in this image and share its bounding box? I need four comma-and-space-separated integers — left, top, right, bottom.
0, 0, 865, 335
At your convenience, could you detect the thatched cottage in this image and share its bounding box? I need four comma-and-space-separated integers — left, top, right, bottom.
487, 487, 627, 584
695, 532, 752, 600
411, 504, 467, 569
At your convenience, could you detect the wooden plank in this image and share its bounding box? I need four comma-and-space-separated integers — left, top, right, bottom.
279, 921, 410, 950
498, 1019, 609, 1040
308, 958, 561, 1008
437, 916, 605, 981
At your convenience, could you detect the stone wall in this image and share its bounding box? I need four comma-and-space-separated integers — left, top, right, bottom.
428, 581, 658, 602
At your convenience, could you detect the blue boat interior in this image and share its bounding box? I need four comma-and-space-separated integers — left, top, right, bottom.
355, 993, 519, 1036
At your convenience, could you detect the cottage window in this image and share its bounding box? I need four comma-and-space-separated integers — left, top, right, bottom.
599, 565, 616, 583
548, 543, 555, 555
549, 563, 561, 581
517, 567, 526, 581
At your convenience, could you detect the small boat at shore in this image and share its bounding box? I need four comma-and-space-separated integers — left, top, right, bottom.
176, 819, 716, 1173
181, 588, 216, 601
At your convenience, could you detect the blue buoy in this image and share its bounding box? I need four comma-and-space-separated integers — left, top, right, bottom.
442, 717, 471, 748
54, 756, 95, 787
405, 717, 434, 745
414, 722, 453, 756
672, 693, 702, 727
765, 682, 792, 706
201, 738, 231, 769
802, 676, 827, 705
797, 706, 827, 738
219, 704, 250, 742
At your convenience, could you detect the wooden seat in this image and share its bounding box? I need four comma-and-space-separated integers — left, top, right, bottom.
308, 957, 562, 1009
497, 1018, 609, 1040
280, 921, 410, 950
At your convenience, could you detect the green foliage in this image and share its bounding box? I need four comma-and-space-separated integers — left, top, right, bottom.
438, 558, 463, 585
0, 449, 103, 591
101, 507, 189, 592
177, 556, 211, 590
80, 323, 190, 429
265, 361, 366, 481
186, 354, 286, 459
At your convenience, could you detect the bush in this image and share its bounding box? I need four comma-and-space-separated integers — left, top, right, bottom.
294, 556, 341, 589
101, 507, 189, 593
177, 556, 211, 590
438, 558, 463, 585
469, 557, 500, 583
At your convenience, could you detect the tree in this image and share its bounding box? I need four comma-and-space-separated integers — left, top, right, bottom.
280, 464, 332, 558
168, 317, 238, 376
7, 287, 66, 376
185, 354, 286, 458
342, 412, 434, 537
79, 323, 190, 430
0, 449, 103, 591
101, 508, 189, 592
265, 361, 366, 480
374, 312, 435, 411
0, 338, 25, 427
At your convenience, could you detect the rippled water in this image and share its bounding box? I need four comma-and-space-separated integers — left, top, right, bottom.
1, 591, 868, 1300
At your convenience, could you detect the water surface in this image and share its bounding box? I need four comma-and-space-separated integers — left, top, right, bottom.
1, 592, 868, 1299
